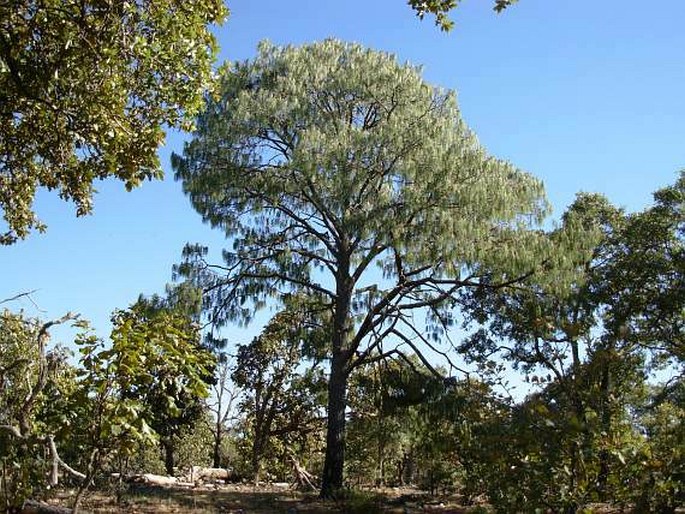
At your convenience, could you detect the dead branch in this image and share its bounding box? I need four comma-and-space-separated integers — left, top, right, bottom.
0, 424, 24, 439
0, 290, 38, 306
19, 312, 79, 434
20, 499, 71, 514
45, 435, 86, 482
290, 456, 318, 491
0, 426, 86, 485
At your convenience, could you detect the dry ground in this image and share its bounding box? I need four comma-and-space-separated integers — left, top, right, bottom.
48, 484, 481, 513
45, 484, 658, 513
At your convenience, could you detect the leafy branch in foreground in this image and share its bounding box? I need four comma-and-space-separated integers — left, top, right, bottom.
0, 301, 215, 512
0, 0, 227, 244
407, 0, 519, 31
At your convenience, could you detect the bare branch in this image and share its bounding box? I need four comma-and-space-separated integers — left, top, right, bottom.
352, 242, 388, 282
0, 289, 39, 306
398, 319, 471, 376
46, 435, 87, 482
348, 314, 401, 371
0, 424, 24, 439
389, 329, 443, 378
0, 427, 86, 485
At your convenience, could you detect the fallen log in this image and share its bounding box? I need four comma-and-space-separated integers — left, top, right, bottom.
190, 466, 232, 483
21, 500, 71, 514
129, 473, 179, 486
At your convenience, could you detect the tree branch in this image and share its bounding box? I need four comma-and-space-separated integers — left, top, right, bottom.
45, 435, 87, 482
0, 424, 24, 439
20, 312, 80, 431
389, 329, 443, 378
0, 289, 39, 306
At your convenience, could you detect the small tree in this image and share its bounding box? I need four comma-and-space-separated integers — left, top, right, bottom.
0, 309, 82, 509
458, 173, 685, 512
173, 39, 582, 495
207, 357, 239, 468
0, 297, 215, 511
107, 300, 216, 477
117, 285, 226, 475
631, 382, 685, 512
232, 308, 326, 483
346, 359, 406, 487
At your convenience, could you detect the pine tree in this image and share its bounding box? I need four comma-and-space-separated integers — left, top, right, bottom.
173, 39, 574, 496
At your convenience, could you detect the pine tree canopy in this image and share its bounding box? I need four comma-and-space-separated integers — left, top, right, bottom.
173, 40, 581, 337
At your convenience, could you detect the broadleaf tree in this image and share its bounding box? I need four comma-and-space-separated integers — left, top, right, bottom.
0, 0, 227, 244
75, 301, 216, 482
122, 292, 217, 476
0, 309, 82, 509
172, 39, 585, 496
457, 173, 684, 511
232, 308, 326, 482
602, 171, 684, 368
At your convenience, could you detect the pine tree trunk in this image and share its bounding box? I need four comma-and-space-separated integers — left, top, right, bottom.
320, 348, 349, 497
377, 369, 385, 487
569, 337, 590, 496
321, 256, 354, 498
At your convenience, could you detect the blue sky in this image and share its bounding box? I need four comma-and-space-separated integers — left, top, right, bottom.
2, 0, 684, 352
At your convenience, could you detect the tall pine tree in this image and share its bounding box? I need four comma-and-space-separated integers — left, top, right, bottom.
173, 40, 580, 495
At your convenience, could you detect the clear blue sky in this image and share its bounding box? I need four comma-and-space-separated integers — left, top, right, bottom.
3, 0, 684, 350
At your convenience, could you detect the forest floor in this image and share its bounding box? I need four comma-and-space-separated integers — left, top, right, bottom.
48, 484, 494, 513
44, 483, 644, 514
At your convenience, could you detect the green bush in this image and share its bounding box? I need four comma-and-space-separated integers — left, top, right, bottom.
336, 490, 384, 514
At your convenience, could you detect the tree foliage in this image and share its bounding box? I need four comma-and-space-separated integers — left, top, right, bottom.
0, 0, 227, 244
457, 172, 685, 512
78, 299, 216, 476
346, 357, 504, 496
232, 308, 326, 482
601, 171, 685, 366
0, 309, 81, 509
407, 0, 519, 31
0, 299, 215, 510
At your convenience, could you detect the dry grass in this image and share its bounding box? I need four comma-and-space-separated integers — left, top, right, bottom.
49, 484, 479, 513
47, 485, 659, 513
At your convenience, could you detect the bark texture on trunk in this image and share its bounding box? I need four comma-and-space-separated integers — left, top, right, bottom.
597, 349, 612, 498
320, 252, 354, 498
320, 349, 349, 497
